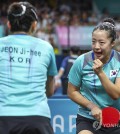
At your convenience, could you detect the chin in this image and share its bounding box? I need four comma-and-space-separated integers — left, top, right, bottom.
95, 55, 103, 60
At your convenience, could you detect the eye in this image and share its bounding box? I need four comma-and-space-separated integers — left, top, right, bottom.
100, 42, 105, 46
92, 40, 96, 45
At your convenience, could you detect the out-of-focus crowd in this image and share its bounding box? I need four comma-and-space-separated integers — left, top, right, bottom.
0, 0, 120, 53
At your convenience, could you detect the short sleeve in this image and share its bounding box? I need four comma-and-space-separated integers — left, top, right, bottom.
68, 55, 84, 87
117, 69, 120, 78
48, 46, 58, 76
60, 56, 69, 70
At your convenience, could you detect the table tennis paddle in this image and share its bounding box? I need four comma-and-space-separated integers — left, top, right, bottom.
102, 107, 119, 127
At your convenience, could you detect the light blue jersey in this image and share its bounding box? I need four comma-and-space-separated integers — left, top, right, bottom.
68, 50, 120, 119
0, 34, 57, 118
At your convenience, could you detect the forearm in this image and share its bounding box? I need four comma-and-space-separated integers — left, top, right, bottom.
68, 83, 102, 121
67, 83, 98, 110
46, 76, 55, 97
98, 71, 120, 99
57, 69, 64, 78
69, 91, 98, 109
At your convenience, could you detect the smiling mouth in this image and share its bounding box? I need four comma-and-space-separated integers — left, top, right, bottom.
94, 52, 102, 57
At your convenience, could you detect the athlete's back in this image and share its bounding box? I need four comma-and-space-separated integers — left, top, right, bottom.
0, 2, 57, 134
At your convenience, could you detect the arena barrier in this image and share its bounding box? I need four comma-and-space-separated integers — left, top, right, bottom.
48, 95, 77, 134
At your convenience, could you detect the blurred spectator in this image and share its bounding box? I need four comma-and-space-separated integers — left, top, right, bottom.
0, 4, 7, 17
41, 10, 51, 29
35, 23, 60, 54
70, 14, 80, 26
0, 0, 115, 56
88, 13, 98, 25
35, 28, 46, 40
80, 11, 89, 25
113, 42, 120, 52
59, 4, 71, 13
100, 7, 110, 20
55, 46, 80, 94
55, 16, 69, 48
113, 24, 120, 52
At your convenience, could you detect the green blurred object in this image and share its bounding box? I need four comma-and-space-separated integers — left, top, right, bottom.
94, 0, 120, 16
0, 25, 4, 37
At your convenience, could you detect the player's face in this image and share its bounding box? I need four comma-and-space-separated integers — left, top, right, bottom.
92, 29, 115, 64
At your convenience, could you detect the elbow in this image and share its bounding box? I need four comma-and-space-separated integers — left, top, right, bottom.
111, 94, 120, 100
46, 89, 54, 98
47, 92, 53, 97
112, 97, 118, 100
67, 88, 72, 99
111, 86, 120, 100
67, 92, 70, 98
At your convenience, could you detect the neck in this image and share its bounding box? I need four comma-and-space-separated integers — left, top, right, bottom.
101, 50, 113, 64
102, 57, 110, 64
12, 31, 28, 35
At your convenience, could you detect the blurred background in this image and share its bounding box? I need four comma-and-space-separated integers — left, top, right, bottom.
1, 0, 120, 54
0, 0, 120, 133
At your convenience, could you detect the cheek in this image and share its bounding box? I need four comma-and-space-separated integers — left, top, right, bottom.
103, 47, 111, 56
92, 45, 95, 49
92, 45, 94, 49
102, 44, 111, 51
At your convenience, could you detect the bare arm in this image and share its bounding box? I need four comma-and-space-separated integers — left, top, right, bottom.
54, 68, 64, 89
67, 83, 93, 107
67, 82, 102, 122
93, 59, 120, 100
46, 76, 55, 97
56, 68, 64, 79
98, 72, 120, 99
67, 82, 96, 108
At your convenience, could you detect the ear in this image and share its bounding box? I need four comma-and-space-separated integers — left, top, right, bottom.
111, 41, 116, 48
31, 21, 37, 31
7, 21, 11, 30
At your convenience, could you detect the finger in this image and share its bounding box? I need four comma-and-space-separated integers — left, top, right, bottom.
94, 114, 101, 121
93, 63, 102, 70
97, 60, 103, 66
93, 64, 99, 70
96, 59, 101, 63
92, 66, 97, 72
93, 64, 99, 68
94, 59, 103, 66
93, 60, 100, 65
99, 112, 102, 125
92, 110, 102, 121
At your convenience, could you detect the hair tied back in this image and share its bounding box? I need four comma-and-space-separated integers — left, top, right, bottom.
12, 4, 26, 17
103, 22, 114, 27
31, 9, 38, 20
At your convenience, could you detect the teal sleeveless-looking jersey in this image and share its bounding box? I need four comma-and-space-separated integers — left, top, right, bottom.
68, 50, 120, 119
0, 34, 57, 118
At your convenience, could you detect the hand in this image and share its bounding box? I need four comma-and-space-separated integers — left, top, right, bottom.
91, 106, 102, 124
93, 59, 103, 75
87, 102, 102, 124
55, 75, 60, 80
54, 75, 61, 90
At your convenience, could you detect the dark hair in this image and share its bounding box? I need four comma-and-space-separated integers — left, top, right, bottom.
70, 46, 79, 54
93, 18, 116, 42
8, 2, 38, 32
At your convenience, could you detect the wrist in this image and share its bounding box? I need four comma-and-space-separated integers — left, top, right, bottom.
86, 102, 98, 110
55, 75, 60, 79
97, 70, 104, 77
